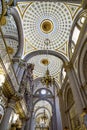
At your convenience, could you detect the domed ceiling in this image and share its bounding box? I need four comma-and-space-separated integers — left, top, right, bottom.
0, 15, 19, 59
15, 1, 81, 84
17, 1, 80, 56
16, 1, 81, 83
28, 54, 63, 84
0, 1, 81, 85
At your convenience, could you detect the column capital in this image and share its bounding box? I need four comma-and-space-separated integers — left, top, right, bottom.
64, 61, 73, 71
19, 60, 27, 68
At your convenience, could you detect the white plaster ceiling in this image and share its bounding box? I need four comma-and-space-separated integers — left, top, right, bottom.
16, 1, 80, 83
0, 16, 19, 58
34, 100, 52, 116
28, 54, 63, 76
34, 100, 52, 125
0, 1, 81, 85
23, 2, 72, 50
17, 1, 80, 56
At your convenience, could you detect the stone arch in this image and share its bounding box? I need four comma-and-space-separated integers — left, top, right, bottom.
23, 50, 69, 64
33, 77, 60, 94
33, 98, 53, 110
78, 40, 87, 86
10, 7, 24, 57
34, 87, 53, 96
68, 9, 87, 59
35, 106, 51, 114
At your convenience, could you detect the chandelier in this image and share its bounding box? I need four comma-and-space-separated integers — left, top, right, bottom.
40, 109, 48, 128
41, 39, 55, 87
41, 68, 55, 87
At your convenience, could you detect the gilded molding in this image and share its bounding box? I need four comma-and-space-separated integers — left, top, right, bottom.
2, 80, 15, 98
15, 101, 27, 118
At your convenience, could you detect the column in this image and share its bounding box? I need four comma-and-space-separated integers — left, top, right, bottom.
17, 60, 26, 85
58, 90, 68, 129
24, 119, 31, 130
30, 111, 35, 130
64, 62, 84, 115
0, 99, 15, 130
53, 85, 59, 130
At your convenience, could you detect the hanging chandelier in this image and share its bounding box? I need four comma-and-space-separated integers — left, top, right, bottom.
41, 39, 55, 87
41, 68, 55, 87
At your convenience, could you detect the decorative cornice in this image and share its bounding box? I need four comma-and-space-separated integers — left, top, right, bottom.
64, 62, 73, 71
2, 80, 15, 98
15, 99, 28, 119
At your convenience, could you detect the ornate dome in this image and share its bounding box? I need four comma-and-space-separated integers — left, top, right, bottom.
23, 2, 72, 50
16, 1, 80, 82
28, 54, 63, 84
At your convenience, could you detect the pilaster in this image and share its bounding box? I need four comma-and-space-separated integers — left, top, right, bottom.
64, 62, 85, 116
58, 90, 68, 129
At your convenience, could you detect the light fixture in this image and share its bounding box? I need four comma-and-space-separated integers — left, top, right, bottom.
41, 39, 55, 87
40, 109, 47, 127
41, 89, 46, 95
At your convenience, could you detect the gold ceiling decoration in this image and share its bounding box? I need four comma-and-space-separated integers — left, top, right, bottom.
40, 19, 54, 34
41, 39, 55, 87
0, 16, 6, 26
41, 58, 50, 66
7, 46, 14, 54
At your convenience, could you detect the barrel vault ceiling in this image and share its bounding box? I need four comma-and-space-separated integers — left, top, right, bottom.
0, 1, 81, 85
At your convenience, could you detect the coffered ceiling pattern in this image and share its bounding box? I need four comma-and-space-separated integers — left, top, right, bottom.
17, 1, 80, 56
16, 1, 81, 84
28, 54, 63, 84
0, 16, 19, 58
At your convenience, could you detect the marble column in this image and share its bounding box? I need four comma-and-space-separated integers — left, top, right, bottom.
64, 62, 84, 115
24, 118, 31, 130
0, 99, 15, 130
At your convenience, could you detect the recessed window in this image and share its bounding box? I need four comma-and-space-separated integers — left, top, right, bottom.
41, 89, 46, 95
72, 26, 80, 44
80, 17, 85, 24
